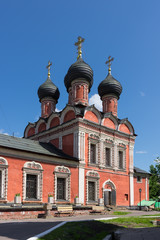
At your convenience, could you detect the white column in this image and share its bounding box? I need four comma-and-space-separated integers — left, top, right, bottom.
129, 173, 134, 206
129, 144, 134, 172
73, 132, 78, 158
79, 167, 85, 204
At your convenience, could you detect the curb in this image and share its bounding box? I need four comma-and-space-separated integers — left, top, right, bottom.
27, 222, 66, 240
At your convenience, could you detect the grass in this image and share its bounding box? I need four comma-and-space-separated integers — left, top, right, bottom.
39, 216, 160, 240
102, 216, 159, 228
39, 221, 118, 240
112, 211, 131, 215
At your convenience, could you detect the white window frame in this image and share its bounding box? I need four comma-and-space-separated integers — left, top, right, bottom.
88, 134, 99, 165
117, 144, 126, 170
0, 157, 8, 201
23, 161, 43, 201
86, 170, 99, 204
54, 166, 71, 202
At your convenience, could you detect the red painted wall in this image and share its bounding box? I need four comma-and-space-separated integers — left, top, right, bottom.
119, 124, 130, 134
27, 127, 35, 137
50, 138, 59, 148
134, 177, 148, 205
38, 123, 46, 133
103, 118, 115, 129
84, 111, 99, 123
64, 111, 75, 123
62, 134, 74, 156
50, 117, 60, 128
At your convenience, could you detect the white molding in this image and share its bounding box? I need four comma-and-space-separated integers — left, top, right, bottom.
79, 167, 84, 204
129, 173, 134, 205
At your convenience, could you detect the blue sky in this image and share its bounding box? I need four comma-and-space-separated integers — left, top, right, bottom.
0, 0, 160, 171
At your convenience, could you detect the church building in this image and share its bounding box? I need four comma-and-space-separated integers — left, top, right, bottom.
0, 37, 149, 208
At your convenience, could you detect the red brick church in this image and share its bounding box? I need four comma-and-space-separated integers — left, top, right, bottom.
0, 37, 149, 208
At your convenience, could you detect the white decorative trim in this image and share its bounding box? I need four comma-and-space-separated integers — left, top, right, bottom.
24, 123, 35, 138
145, 177, 148, 200
79, 167, 85, 204
102, 179, 116, 190
54, 166, 71, 202
0, 157, 8, 200
88, 134, 99, 165
86, 170, 99, 203
101, 115, 118, 130
60, 106, 75, 124
47, 113, 60, 130
103, 139, 114, 167
84, 107, 101, 124
23, 161, 43, 201
117, 144, 126, 170
129, 173, 134, 205
59, 136, 62, 150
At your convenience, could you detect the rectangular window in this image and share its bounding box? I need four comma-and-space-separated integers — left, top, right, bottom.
88, 181, 95, 201
0, 171, 1, 198
90, 144, 96, 164
106, 148, 111, 166
119, 151, 123, 169
57, 178, 66, 200
137, 176, 142, 183
26, 174, 37, 199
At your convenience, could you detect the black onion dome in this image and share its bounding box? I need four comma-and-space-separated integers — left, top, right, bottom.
98, 73, 122, 100
38, 77, 60, 102
64, 58, 93, 92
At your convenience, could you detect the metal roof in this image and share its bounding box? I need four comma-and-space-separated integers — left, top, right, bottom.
0, 134, 78, 161
134, 166, 149, 174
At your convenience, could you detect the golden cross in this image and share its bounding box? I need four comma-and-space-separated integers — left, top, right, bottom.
105, 56, 114, 74
46, 61, 52, 78
75, 36, 85, 60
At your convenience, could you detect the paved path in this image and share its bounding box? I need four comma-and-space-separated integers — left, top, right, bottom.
0, 210, 160, 240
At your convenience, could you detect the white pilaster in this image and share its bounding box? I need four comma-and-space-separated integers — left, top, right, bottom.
79, 167, 85, 204
145, 178, 148, 200
59, 136, 62, 150
129, 173, 134, 205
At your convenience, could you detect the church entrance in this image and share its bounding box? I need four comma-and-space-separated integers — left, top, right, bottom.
103, 181, 116, 206
57, 178, 66, 200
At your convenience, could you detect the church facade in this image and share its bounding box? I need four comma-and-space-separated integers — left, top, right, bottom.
0, 37, 149, 207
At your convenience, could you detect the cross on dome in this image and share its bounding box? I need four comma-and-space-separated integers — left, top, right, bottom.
75, 36, 85, 60
46, 61, 52, 78
105, 56, 114, 75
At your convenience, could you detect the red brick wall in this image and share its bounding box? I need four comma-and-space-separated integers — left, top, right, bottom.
119, 124, 130, 134
50, 138, 59, 148
27, 127, 35, 137
103, 118, 115, 129
64, 110, 75, 123
84, 111, 99, 123
134, 177, 147, 205
50, 117, 60, 128
62, 134, 74, 156
38, 123, 46, 133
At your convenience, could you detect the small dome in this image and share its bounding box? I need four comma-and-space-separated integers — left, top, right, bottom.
98, 73, 122, 99
38, 77, 60, 102
64, 58, 93, 92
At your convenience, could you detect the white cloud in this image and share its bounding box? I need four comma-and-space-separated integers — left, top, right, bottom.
89, 94, 102, 111
56, 108, 62, 112
0, 129, 9, 135
140, 91, 145, 97
136, 151, 147, 154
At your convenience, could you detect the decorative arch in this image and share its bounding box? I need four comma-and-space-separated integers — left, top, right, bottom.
0, 157, 8, 200
118, 119, 134, 135
84, 106, 101, 124
23, 161, 43, 201
24, 123, 35, 138
47, 113, 60, 130
103, 179, 116, 206
35, 119, 46, 134
60, 106, 76, 124
102, 113, 118, 130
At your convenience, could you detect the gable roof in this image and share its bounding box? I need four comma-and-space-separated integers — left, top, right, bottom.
0, 134, 78, 161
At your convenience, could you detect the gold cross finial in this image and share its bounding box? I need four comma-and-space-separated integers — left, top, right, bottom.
75, 36, 85, 60
46, 61, 52, 78
105, 56, 114, 74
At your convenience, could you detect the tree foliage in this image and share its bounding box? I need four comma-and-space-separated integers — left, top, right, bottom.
149, 163, 160, 200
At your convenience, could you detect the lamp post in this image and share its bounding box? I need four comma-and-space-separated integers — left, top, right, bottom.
139, 188, 142, 210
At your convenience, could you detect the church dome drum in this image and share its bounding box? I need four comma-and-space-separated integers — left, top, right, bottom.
38, 77, 60, 102
64, 58, 93, 92
98, 73, 122, 100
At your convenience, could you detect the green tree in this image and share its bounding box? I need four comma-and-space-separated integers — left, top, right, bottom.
149, 163, 160, 200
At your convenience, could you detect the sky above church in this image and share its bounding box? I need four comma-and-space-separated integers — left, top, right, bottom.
0, 0, 160, 171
